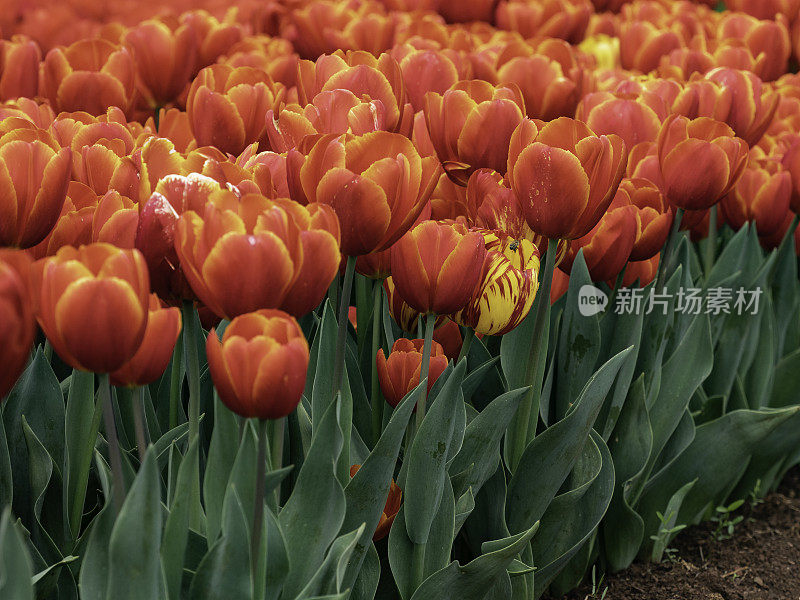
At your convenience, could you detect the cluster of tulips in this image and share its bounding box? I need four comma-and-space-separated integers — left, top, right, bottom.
2, 0, 800, 598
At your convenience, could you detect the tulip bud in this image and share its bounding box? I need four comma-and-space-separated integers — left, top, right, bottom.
657, 115, 749, 211
30, 243, 150, 373
349, 464, 402, 541
0, 36, 40, 101
452, 231, 540, 336
614, 178, 672, 261
376, 338, 448, 408
110, 294, 182, 387
508, 117, 627, 240
390, 220, 486, 315
206, 309, 309, 420
0, 250, 35, 399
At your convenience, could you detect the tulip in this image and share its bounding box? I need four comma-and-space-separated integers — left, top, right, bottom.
423, 80, 526, 186
123, 19, 198, 108
383, 276, 430, 333
614, 178, 672, 261
0, 36, 40, 101
398, 49, 460, 113
432, 319, 464, 361
619, 21, 682, 74
495, 0, 592, 43
0, 250, 35, 399
720, 159, 791, 238
782, 138, 800, 213
724, 0, 800, 20
180, 11, 244, 72
293, 131, 439, 256
41, 39, 136, 115
175, 192, 341, 319
507, 117, 627, 241
110, 294, 182, 387
718, 13, 791, 82
206, 309, 309, 420
657, 115, 749, 211
576, 91, 664, 151
465, 169, 534, 243
376, 338, 448, 408
0, 134, 72, 248
186, 64, 285, 155
611, 254, 660, 289
390, 220, 486, 316
349, 464, 402, 541
452, 231, 540, 336
30, 243, 150, 373
704, 68, 778, 146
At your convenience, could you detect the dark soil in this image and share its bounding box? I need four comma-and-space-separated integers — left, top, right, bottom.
557, 469, 800, 600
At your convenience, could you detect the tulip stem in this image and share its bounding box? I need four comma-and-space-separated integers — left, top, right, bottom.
271, 416, 285, 471
332, 256, 357, 400
182, 302, 201, 447
370, 281, 384, 446
251, 419, 268, 584
411, 541, 427, 591
168, 329, 184, 430
508, 237, 557, 472
457, 327, 474, 364
655, 209, 684, 292
132, 386, 148, 464
414, 313, 437, 432
100, 374, 125, 515
704, 206, 718, 281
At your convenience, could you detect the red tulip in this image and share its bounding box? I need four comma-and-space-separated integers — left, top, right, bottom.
0, 249, 35, 399
349, 464, 402, 541
376, 338, 448, 408
720, 158, 791, 238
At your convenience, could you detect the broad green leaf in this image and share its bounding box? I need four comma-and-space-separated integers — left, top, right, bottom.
297, 525, 365, 597
351, 541, 380, 600
77, 504, 114, 600
506, 347, 631, 534
770, 347, 800, 408
0, 419, 11, 509
203, 393, 240, 544
0, 507, 34, 600
106, 449, 164, 600
264, 508, 289, 600
311, 300, 337, 427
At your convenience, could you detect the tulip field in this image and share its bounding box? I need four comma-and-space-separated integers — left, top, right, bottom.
3, 0, 800, 598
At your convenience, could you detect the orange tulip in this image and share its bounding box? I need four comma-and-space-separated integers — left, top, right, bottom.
703, 68, 778, 146
383, 276, 431, 333
507, 117, 627, 240
390, 220, 486, 315
349, 464, 402, 541
576, 90, 664, 151
206, 309, 309, 420
123, 18, 198, 107
717, 13, 791, 83
612, 254, 660, 289
41, 39, 136, 115
423, 80, 526, 186
0, 36, 40, 102
0, 133, 72, 248
720, 158, 791, 238
355, 202, 431, 279
782, 137, 800, 213
398, 49, 461, 113
292, 131, 439, 256
452, 231, 540, 336
618, 20, 682, 74
0, 249, 35, 399
657, 115, 749, 211
175, 192, 340, 318
432, 318, 464, 361
186, 64, 285, 156
376, 338, 448, 408
495, 0, 592, 43
30, 243, 150, 373
724, 0, 800, 20
614, 178, 672, 261
110, 294, 182, 387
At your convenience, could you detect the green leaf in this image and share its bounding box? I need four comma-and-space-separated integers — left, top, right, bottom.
264, 508, 289, 600
351, 541, 380, 600
161, 439, 199, 600
649, 480, 695, 562
203, 393, 240, 544
770, 347, 800, 408
0, 507, 34, 600
279, 399, 345, 598
407, 520, 540, 600
404, 360, 467, 544
311, 300, 338, 427
506, 347, 631, 534
77, 503, 114, 600
449, 387, 528, 498
0, 419, 11, 509
189, 487, 252, 600
106, 448, 165, 600
531, 431, 615, 596
298, 525, 365, 597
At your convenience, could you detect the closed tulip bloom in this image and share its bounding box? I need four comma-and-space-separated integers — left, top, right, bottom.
110, 294, 182, 387
295, 131, 439, 256
30, 243, 150, 373
495, 0, 592, 43
452, 231, 540, 336
398, 49, 460, 113
614, 178, 672, 261
576, 91, 664, 150
206, 309, 309, 420
0, 250, 35, 399
390, 220, 486, 315
123, 19, 198, 107
423, 80, 526, 185
725, 0, 799, 20
41, 39, 136, 116
432, 318, 464, 361
782, 138, 800, 213
0, 134, 72, 248
0, 36, 40, 101
186, 64, 285, 155
718, 13, 791, 82
466, 169, 535, 243
720, 159, 791, 238
561, 200, 638, 282
175, 192, 340, 319
704, 68, 779, 146
349, 464, 401, 541
383, 276, 429, 333
619, 21, 682, 74
657, 115, 749, 211
508, 117, 627, 240
376, 338, 448, 408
